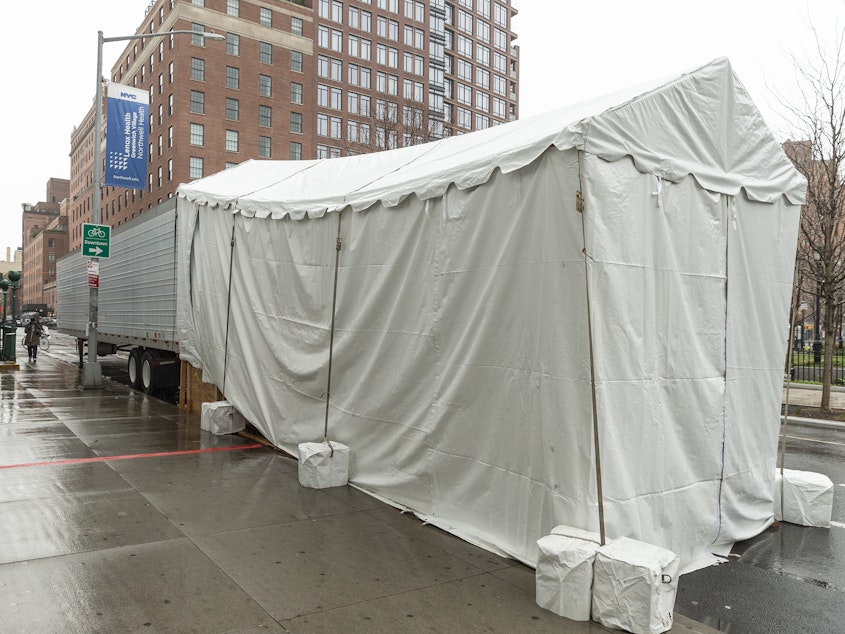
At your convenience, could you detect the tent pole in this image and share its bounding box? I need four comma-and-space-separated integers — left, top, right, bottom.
780, 266, 800, 518
221, 218, 237, 395
323, 211, 343, 454
577, 150, 607, 546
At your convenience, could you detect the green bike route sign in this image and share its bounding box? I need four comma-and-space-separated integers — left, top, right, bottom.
82, 223, 111, 258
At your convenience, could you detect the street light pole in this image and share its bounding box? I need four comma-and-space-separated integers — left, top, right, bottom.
83, 28, 224, 387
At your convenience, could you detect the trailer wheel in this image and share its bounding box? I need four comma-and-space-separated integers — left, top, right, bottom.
127, 349, 143, 389
141, 351, 157, 394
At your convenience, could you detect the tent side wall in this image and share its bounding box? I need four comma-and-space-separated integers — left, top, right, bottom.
178, 149, 602, 563
720, 195, 800, 547
585, 157, 729, 566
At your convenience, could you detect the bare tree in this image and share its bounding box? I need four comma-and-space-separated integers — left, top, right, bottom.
783, 30, 845, 410
340, 99, 448, 156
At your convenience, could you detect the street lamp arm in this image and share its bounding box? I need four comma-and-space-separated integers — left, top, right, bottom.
102, 30, 225, 44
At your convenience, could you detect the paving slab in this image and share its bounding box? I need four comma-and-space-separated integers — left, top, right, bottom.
1, 539, 278, 632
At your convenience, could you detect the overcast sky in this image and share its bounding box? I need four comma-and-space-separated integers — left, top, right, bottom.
2, 0, 843, 256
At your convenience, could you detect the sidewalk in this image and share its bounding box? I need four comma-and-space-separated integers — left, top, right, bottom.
0, 352, 715, 633
783, 384, 845, 430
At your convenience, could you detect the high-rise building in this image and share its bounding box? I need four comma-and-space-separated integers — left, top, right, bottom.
68, 0, 519, 249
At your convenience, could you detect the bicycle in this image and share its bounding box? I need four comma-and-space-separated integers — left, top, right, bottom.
40, 327, 50, 351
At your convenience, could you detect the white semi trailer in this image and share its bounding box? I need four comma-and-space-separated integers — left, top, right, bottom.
56, 199, 180, 393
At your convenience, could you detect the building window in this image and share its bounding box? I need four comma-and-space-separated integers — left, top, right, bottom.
226, 66, 240, 89
227, 33, 240, 56
190, 57, 205, 81
331, 58, 343, 81
259, 136, 272, 158
259, 7, 272, 27
259, 42, 272, 64
168, 158, 173, 181
291, 112, 303, 133
225, 130, 239, 152
291, 82, 303, 104
225, 97, 239, 120
290, 141, 302, 160
476, 90, 490, 111
191, 23, 207, 46
189, 156, 204, 179
48, 252, 55, 262
317, 113, 329, 136
330, 116, 342, 139
494, 2, 508, 27
458, 9, 473, 34
190, 123, 204, 145
259, 105, 272, 127
227, 0, 239, 17
291, 17, 303, 36
477, 20, 490, 43
259, 74, 272, 97
476, 67, 490, 90
190, 90, 205, 114
291, 50, 303, 72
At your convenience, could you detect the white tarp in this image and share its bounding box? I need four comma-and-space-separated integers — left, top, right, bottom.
175, 58, 803, 571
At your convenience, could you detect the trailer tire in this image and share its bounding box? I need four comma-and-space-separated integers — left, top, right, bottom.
128, 349, 143, 389
141, 351, 157, 394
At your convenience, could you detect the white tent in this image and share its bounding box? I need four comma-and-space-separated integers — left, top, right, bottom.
176, 58, 804, 572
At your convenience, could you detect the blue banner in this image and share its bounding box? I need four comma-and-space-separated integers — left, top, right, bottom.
105, 83, 149, 189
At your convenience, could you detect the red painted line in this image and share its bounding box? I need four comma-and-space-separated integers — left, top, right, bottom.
0, 443, 264, 470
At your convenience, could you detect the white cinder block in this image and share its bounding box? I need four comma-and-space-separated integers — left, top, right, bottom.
536, 526, 602, 621
774, 468, 834, 528
592, 537, 679, 634
298, 441, 350, 489
200, 400, 246, 435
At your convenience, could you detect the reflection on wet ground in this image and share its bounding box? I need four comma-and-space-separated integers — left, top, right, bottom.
7, 352, 697, 632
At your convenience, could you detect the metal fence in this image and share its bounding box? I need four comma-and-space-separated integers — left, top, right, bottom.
789, 345, 845, 384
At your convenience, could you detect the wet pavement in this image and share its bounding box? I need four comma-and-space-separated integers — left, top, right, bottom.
0, 349, 717, 633
676, 421, 845, 632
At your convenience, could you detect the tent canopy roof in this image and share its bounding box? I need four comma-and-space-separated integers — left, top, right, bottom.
177, 57, 806, 219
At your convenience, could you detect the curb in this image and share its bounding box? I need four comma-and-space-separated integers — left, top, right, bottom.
781, 415, 845, 431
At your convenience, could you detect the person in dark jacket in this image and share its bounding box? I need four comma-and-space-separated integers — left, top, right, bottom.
24, 318, 43, 362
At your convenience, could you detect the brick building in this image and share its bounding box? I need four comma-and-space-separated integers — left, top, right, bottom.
21, 178, 70, 313
68, 0, 519, 248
